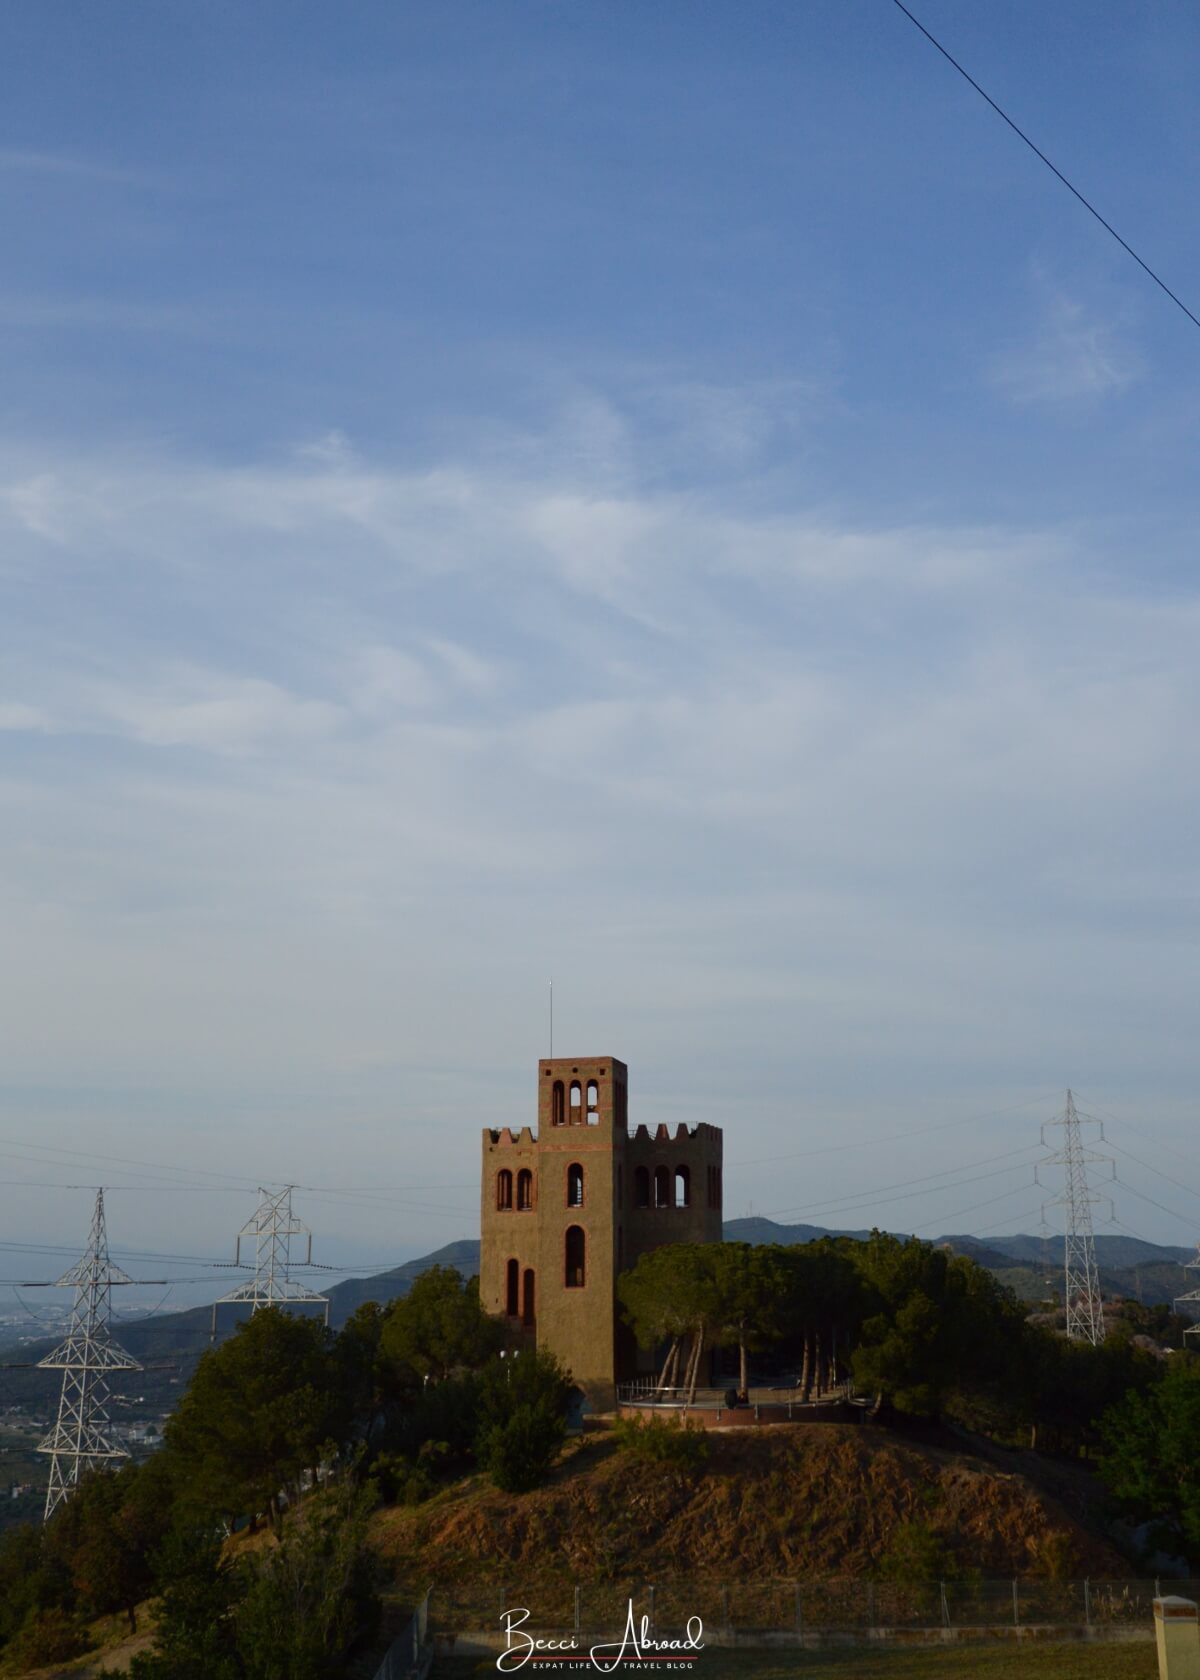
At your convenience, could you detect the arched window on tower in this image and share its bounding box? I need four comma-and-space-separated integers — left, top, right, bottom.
497, 1169, 513, 1211
505, 1257, 519, 1316
654, 1165, 671, 1208
552, 1081, 565, 1126
565, 1225, 586, 1288
586, 1080, 599, 1122
675, 1164, 691, 1208
635, 1166, 650, 1208
522, 1268, 535, 1326
567, 1162, 584, 1207
569, 1081, 582, 1123
517, 1168, 533, 1211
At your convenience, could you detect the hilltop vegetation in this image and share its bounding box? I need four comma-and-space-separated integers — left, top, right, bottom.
0, 1232, 1195, 1677
3, 1221, 1189, 1430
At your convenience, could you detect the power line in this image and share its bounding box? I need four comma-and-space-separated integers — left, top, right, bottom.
973, 1202, 1046, 1238
0, 1136, 263, 1189
1075, 1099, 1200, 1179
761, 1144, 1044, 1221
1112, 1170, 1198, 1233
913, 1176, 1039, 1234
730, 1090, 1060, 1168
1103, 1137, 1200, 1208
889, 0, 1200, 332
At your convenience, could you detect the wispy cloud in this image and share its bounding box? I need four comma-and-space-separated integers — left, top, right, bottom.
2, 421, 1198, 1254
0, 146, 148, 186
988, 280, 1142, 405
0, 296, 214, 335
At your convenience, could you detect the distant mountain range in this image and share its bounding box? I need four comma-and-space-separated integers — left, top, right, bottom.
720, 1217, 1194, 1270
3, 1221, 1192, 1419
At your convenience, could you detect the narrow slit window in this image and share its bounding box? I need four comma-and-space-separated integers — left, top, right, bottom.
505, 1257, 519, 1316
517, 1168, 533, 1211
675, 1164, 691, 1208
567, 1162, 584, 1207
565, 1225, 586, 1288
654, 1165, 671, 1208
497, 1168, 513, 1211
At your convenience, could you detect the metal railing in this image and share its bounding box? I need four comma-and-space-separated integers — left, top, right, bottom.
426, 1577, 1195, 1638
373, 1588, 431, 1680
616, 1381, 855, 1414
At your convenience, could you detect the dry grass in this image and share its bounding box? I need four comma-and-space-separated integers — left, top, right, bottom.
373, 1423, 1129, 1596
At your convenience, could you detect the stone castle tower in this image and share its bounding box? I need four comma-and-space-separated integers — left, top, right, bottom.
480, 1056, 723, 1409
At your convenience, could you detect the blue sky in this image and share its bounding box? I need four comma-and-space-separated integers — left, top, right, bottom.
2, 1, 1200, 1286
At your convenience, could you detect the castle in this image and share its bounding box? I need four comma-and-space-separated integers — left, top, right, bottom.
480, 1056, 723, 1408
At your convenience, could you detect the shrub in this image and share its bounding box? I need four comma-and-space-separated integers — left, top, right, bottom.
877, 1520, 958, 1583
391, 1374, 482, 1464
6, 1606, 91, 1667
1028, 1529, 1079, 1582
478, 1402, 566, 1494
371, 1453, 440, 1507
611, 1413, 710, 1468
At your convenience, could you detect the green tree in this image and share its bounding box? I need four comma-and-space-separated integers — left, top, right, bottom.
334, 1300, 397, 1454
1014, 1321, 1158, 1456
618, 1244, 722, 1400
778, 1240, 870, 1400
476, 1349, 570, 1492
5, 1606, 91, 1669
234, 1485, 382, 1680
1099, 1351, 1200, 1549
710, 1243, 787, 1392
0, 1523, 71, 1650
125, 1528, 244, 1680
477, 1403, 566, 1494
392, 1370, 482, 1465
164, 1307, 339, 1535
850, 1232, 1023, 1420
46, 1457, 175, 1633
379, 1266, 503, 1385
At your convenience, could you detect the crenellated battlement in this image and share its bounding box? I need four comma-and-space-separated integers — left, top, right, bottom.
627, 1121, 722, 1147
485, 1126, 538, 1147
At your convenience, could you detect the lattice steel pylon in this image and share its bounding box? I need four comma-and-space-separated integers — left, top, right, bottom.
1174, 1246, 1200, 1342
211, 1185, 329, 1335
1037, 1090, 1113, 1345
37, 1188, 141, 1521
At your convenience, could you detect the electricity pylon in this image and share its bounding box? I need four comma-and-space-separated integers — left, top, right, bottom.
37, 1189, 141, 1521
1037, 1090, 1113, 1345
211, 1185, 329, 1335
1174, 1247, 1200, 1342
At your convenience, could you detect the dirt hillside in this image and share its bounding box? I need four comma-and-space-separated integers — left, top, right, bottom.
372, 1422, 1128, 1592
